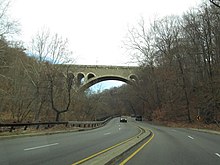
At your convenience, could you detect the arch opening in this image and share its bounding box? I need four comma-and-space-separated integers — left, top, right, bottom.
89, 80, 125, 92
78, 76, 135, 92
129, 74, 138, 82
87, 73, 95, 80
77, 73, 85, 86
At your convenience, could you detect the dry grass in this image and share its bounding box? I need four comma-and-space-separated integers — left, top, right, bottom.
0, 125, 81, 137
152, 120, 220, 132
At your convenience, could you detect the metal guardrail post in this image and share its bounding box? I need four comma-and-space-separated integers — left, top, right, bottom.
24, 125, 28, 130
36, 124, 40, 129
10, 126, 14, 132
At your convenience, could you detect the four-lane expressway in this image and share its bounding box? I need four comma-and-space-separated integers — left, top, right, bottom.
0, 117, 220, 165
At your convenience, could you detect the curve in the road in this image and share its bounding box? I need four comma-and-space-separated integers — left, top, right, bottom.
123, 121, 220, 165
72, 124, 143, 165
119, 129, 154, 165
0, 118, 141, 165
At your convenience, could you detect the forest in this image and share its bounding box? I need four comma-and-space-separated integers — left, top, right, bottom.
0, 1, 219, 128
123, 1, 220, 125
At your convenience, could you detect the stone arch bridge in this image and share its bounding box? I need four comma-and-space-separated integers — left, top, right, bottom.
66, 65, 140, 92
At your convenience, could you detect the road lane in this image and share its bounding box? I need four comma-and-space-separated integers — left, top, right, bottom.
24, 143, 59, 151
125, 121, 220, 165
0, 117, 139, 165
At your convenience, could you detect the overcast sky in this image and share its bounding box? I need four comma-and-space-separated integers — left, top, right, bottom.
10, 0, 202, 66
10, 0, 203, 89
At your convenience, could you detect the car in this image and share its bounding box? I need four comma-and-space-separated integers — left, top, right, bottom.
135, 115, 142, 121
120, 117, 127, 123
131, 114, 136, 118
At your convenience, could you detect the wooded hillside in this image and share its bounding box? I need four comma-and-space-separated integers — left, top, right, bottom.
122, 2, 220, 125
0, 1, 219, 126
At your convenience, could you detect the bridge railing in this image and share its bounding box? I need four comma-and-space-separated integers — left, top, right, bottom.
0, 117, 113, 132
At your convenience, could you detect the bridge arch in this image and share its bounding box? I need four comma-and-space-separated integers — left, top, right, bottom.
78, 75, 136, 92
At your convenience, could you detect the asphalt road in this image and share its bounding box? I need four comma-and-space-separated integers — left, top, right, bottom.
0, 118, 139, 165
125, 121, 220, 165
1, 118, 220, 165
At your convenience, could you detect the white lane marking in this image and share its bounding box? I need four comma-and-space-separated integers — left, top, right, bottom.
172, 129, 177, 132
119, 127, 121, 130
215, 153, 220, 158
188, 136, 194, 140
24, 143, 59, 151
104, 132, 111, 135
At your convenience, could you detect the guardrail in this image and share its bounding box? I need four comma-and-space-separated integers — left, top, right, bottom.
0, 117, 113, 132
70, 116, 113, 128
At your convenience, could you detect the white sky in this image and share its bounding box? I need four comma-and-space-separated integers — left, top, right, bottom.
10, 0, 202, 66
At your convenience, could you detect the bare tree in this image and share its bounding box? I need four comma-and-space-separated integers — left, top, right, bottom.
0, 0, 19, 39
124, 18, 156, 66
210, 0, 220, 8
28, 29, 75, 121
1, 48, 38, 122
30, 28, 51, 62
0, 0, 20, 82
123, 1, 220, 124
30, 28, 73, 64
46, 65, 74, 121
124, 18, 162, 109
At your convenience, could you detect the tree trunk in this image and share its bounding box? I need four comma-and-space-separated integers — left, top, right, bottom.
177, 56, 192, 122
55, 111, 61, 122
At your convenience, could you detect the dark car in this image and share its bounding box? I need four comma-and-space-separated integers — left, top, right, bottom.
120, 117, 127, 123
135, 115, 142, 121
131, 114, 136, 118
